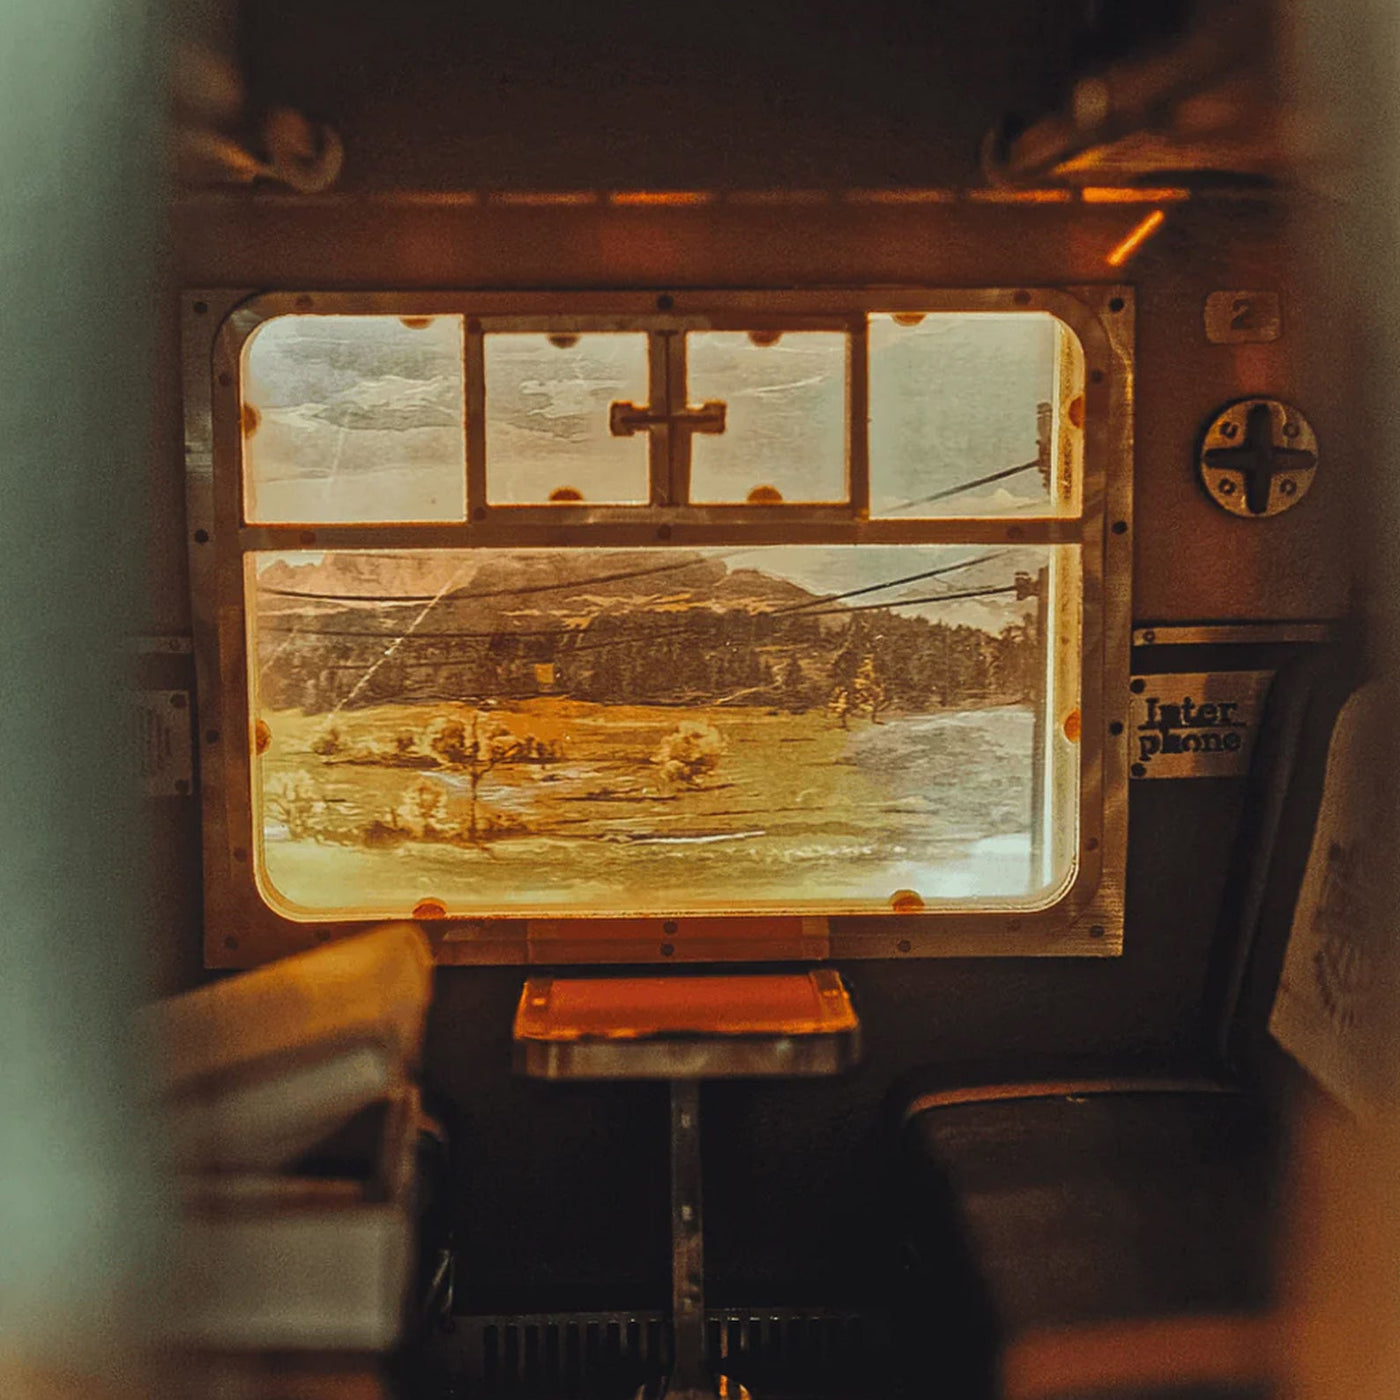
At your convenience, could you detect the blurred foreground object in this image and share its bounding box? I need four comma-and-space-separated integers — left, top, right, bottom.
174, 40, 342, 191
983, 0, 1295, 188
0, 1, 170, 1396
140, 924, 438, 1358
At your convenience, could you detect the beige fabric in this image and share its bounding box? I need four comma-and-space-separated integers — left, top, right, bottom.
1270, 683, 1400, 1118
141, 923, 432, 1171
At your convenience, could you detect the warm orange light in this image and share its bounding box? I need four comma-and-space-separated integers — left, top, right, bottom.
609, 190, 713, 207
487, 190, 599, 207
1082, 186, 1191, 204
1106, 209, 1167, 267
727, 189, 832, 206
967, 188, 1074, 203
843, 188, 957, 204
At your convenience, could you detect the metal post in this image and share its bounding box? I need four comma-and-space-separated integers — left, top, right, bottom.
1028, 565, 1050, 887
668, 1078, 710, 1399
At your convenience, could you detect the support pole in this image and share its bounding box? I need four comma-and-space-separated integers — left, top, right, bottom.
668, 1079, 709, 1399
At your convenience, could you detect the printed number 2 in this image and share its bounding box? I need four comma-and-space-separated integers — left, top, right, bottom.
1230, 298, 1259, 332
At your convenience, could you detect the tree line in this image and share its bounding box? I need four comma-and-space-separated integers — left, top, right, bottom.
258, 602, 1040, 714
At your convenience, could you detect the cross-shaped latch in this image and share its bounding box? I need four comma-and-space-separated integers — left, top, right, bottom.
609, 398, 728, 442
1200, 399, 1318, 518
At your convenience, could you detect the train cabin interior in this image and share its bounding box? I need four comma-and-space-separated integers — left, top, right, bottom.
3, 3, 1400, 1399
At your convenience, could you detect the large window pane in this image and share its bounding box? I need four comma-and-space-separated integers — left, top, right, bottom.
248, 544, 1078, 918
484, 333, 650, 504
242, 315, 466, 524
687, 332, 848, 504
869, 313, 1076, 517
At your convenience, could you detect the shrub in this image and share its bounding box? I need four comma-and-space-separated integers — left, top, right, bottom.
653, 720, 726, 788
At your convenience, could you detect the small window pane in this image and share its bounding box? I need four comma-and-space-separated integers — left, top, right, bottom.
687, 332, 847, 504
485, 334, 650, 504
242, 315, 466, 524
869, 313, 1077, 517
248, 544, 1077, 919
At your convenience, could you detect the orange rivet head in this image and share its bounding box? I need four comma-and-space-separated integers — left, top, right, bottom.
747, 484, 784, 504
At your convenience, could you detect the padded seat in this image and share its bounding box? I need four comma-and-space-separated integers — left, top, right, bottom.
893, 1084, 1278, 1398
901, 1089, 1276, 1331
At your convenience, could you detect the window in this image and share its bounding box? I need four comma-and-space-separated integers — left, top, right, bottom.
188, 289, 1130, 965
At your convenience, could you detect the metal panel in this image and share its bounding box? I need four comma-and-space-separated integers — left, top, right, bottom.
1128, 671, 1274, 779
1132, 621, 1339, 648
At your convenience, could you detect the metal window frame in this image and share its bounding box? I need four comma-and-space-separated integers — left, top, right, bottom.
183, 285, 1132, 967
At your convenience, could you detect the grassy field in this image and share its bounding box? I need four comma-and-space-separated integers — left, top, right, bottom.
256, 695, 1038, 917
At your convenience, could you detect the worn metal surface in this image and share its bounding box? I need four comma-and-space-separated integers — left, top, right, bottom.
185, 283, 1132, 966
1133, 621, 1338, 648
512, 972, 862, 1081
1204, 291, 1283, 344
1199, 399, 1318, 518
134, 690, 194, 798
1129, 671, 1274, 779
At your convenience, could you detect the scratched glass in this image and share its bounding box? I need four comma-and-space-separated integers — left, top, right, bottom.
246, 544, 1080, 919
484, 334, 651, 504
868, 313, 1080, 518
242, 315, 467, 524
686, 332, 848, 504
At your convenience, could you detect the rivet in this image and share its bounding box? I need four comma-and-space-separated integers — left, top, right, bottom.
1130, 678, 1146, 694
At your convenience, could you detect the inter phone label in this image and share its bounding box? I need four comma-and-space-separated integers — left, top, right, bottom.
1128, 671, 1274, 779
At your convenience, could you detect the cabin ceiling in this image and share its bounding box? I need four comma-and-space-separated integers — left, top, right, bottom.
226, 0, 1214, 192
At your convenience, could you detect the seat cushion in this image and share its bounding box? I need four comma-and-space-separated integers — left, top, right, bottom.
897, 1090, 1278, 1337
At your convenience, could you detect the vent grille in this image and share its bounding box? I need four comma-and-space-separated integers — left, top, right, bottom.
437, 1308, 878, 1398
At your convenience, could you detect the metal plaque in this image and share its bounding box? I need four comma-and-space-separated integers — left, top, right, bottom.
1129, 671, 1273, 779
1204, 291, 1282, 344
134, 689, 194, 796
1198, 398, 1318, 519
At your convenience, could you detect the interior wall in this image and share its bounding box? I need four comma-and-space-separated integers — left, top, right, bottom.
150, 0, 1347, 1310
159, 191, 1341, 1304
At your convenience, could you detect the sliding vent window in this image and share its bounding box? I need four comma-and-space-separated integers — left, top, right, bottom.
242, 315, 467, 524
869, 313, 1082, 517
247, 544, 1079, 920
686, 332, 848, 504
484, 333, 651, 504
